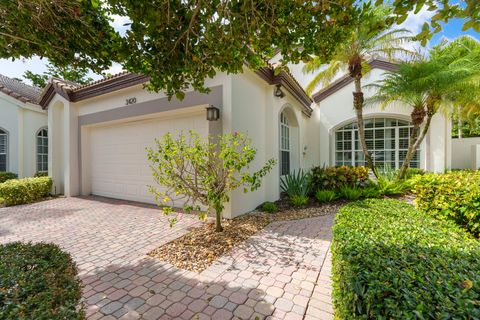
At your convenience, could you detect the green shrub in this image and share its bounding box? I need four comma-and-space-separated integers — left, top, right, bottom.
338, 186, 362, 200
261, 201, 277, 213
34, 171, 48, 177
280, 169, 311, 198
0, 242, 84, 319
315, 189, 337, 203
290, 195, 309, 207
360, 184, 382, 198
311, 165, 369, 191
0, 177, 52, 206
0, 172, 17, 183
332, 199, 480, 319
374, 166, 410, 196
413, 171, 480, 236
403, 167, 426, 179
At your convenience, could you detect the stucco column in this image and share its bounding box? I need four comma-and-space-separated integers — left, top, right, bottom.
48, 99, 66, 194
63, 103, 79, 197
17, 108, 24, 178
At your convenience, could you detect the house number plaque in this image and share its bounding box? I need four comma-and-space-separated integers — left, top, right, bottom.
126, 97, 137, 105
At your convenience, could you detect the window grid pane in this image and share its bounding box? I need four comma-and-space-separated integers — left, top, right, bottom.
335, 118, 420, 169
280, 113, 290, 175
36, 129, 48, 172
0, 132, 7, 172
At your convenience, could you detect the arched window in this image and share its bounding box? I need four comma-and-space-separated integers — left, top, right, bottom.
37, 128, 48, 173
280, 112, 290, 175
335, 117, 420, 169
0, 129, 7, 172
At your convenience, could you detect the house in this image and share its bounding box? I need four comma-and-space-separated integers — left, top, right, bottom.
39, 59, 451, 218
0, 75, 48, 177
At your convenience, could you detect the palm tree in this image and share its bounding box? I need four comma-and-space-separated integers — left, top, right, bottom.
303, 3, 417, 174
367, 36, 480, 179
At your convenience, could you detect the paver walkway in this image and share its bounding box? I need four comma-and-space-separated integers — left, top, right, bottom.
0, 197, 334, 320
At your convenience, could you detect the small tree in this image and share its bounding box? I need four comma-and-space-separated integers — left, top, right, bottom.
24, 63, 95, 88
146, 131, 276, 232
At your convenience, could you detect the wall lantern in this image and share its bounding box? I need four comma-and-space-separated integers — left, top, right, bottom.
274, 84, 285, 98
206, 105, 220, 121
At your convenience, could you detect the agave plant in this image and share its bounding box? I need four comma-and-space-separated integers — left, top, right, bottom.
280, 169, 312, 198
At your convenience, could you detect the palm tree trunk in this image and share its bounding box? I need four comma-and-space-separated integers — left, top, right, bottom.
353, 77, 376, 176
397, 113, 433, 180
458, 106, 462, 138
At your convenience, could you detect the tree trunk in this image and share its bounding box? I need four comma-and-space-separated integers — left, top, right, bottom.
353, 77, 376, 176
214, 206, 223, 232
397, 113, 433, 180
458, 106, 462, 138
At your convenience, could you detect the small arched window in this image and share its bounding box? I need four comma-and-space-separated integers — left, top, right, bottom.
37, 128, 48, 173
0, 129, 7, 172
280, 112, 290, 175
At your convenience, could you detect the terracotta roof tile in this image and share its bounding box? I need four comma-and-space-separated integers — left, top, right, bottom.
0, 74, 41, 104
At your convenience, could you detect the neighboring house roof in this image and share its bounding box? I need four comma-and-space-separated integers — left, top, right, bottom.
0, 74, 42, 104
39, 66, 313, 116
311, 59, 399, 103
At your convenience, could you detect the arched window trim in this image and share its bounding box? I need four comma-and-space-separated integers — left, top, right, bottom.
36, 127, 48, 173
280, 112, 290, 176
0, 128, 8, 172
334, 117, 420, 169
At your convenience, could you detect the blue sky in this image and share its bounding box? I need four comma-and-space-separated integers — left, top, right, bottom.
431, 18, 479, 43
0, 9, 478, 86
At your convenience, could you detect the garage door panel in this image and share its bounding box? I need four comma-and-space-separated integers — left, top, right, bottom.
89, 113, 207, 204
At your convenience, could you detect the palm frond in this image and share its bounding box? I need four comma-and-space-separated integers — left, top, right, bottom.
305, 60, 345, 95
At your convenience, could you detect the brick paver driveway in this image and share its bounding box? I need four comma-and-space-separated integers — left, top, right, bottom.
0, 197, 334, 320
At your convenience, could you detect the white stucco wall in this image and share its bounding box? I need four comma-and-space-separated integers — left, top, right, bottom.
452, 137, 480, 169
0, 93, 47, 177
318, 68, 451, 172
227, 68, 320, 216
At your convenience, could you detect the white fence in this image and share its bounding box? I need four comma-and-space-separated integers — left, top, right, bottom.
452, 137, 480, 169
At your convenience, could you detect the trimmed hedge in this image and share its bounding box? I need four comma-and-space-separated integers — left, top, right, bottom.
311, 165, 369, 191
412, 171, 480, 236
0, 177, 52, 206
0, 172, 17, 183
0, 242, 84, 319
332, 199, 480, 319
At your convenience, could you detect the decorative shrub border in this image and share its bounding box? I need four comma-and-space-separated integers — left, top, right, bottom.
0, 242, 84, 319
332, 199, 480, 319
412, 170, 480, 236
0, 177, 52, 206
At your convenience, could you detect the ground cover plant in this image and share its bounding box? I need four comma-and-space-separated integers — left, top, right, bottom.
0, 242, 83, 319
332, 199, 480, 319
413, 170, 480, 236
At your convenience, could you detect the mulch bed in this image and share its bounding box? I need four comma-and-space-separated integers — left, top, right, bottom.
148, 199, 343, 273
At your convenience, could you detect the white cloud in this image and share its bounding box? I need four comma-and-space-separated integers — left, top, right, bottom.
110, 14, 131, 37
397, 6, 436, 35
395, 6, 436, 55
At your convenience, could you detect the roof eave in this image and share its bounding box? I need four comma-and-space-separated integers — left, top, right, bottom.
311, 59, 400, 103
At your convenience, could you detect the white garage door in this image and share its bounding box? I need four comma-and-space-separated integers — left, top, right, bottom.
89, 112, 207, 204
